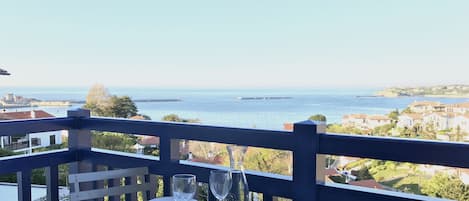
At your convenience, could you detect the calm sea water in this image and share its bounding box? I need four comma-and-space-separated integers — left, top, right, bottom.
1, 87, 468, 130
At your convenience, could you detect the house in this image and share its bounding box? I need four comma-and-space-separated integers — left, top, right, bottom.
422, 112, 458, 131
283, 123, 294, 131
366, 115, 392, 128
452, 114, 469, 133
0, 110, 62, 153
397, 113, 423, 128
342, 114, 390, 130
409, 101, 443, 113
337, 156, 361, 169
138, 136, 160, 148
459, 168, 469, 185
421, 112, 469, 133
342, 114, 368, 129
446, 102, 469, 114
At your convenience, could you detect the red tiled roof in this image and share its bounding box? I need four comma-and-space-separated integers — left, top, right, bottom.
283, 123, 293, 131
191, 155, 223, 165
447, 102, 469, 108
349, 179, 384, 190
343, 114, 367, 119
139, 136, 160, 145
324, 168, 339, 176
0, 110, 54, 120
400, 113, 423, 120
368, 115, 390, 121
410, 101, 441, 107
129, 115, 147, 120
458, 168, 469, 174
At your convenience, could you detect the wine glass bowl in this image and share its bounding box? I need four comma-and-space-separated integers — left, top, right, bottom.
172, 174, 197, 201
209, 170, 233, 201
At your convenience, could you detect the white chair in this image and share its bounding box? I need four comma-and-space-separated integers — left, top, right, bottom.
68, 167, 157, 201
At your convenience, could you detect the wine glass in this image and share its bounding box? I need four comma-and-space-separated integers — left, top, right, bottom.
209, 170, 232, 201
172, 174, 197, 201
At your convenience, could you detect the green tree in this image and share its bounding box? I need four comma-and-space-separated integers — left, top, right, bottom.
402, 107, 413, 114
388, 109, 399, 123
162, 114, 182, 122
92, 131, 137, 152
162, 114, 199, 123
326, 123, 365, 135
422, 173, 469, 200
83, 84, 141, 119
106, 96, 138, 118
309, 114, 327, 122
373, 124, 394, 136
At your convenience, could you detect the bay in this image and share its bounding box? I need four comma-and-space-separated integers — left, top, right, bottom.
1, 87, 467, 130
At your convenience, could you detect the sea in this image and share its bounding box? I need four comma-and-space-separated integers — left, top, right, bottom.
1, 87, 468, 130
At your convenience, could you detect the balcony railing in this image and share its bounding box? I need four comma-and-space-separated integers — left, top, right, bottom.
1, 109, 468, 201
3, 138, 41, 151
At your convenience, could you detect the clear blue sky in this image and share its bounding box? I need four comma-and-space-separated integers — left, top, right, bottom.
1, 0, 468, 88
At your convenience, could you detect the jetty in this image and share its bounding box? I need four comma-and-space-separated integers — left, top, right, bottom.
237, 96, 292, 100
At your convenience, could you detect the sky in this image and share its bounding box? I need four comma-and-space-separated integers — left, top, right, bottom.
0, 0, 468, 89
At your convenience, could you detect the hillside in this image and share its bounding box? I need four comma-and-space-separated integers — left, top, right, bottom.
376, 85, 469, 98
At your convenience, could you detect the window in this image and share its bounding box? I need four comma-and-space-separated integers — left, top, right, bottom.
50, 135, 56, 145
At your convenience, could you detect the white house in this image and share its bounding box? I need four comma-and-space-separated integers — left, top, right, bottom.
446, 102, 469, 114
452, 114, 469, 133
0, 110, 62, 153
409, 101, 443, 113
459, 169, 469, 185
397, 113, 423, 128
342, 114, 368, 129
342, 114, 391, 130
366, 115, 392, 128
422, 112, 459, 131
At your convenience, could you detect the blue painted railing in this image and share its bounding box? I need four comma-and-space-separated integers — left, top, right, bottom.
1, 109, 468, 201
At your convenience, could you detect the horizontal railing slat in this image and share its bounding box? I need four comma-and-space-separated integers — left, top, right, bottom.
81, 149, 162, 169
0, 149, 75, 174
318, 183, 451, 201
0, 117, 74, 136
320, 133, 469, 168
81, 118, 294, 150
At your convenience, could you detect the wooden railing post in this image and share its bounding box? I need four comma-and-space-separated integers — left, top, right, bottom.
160, 136, 180, 196
292, 120, 326, 201
17, 169, 32, 201
67, 109, 93, 194
45, 165, 59, 201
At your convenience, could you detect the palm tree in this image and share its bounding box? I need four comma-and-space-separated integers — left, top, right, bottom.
0, 68, 10, 75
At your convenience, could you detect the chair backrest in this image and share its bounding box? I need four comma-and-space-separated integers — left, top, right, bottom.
68, 167, 157, 201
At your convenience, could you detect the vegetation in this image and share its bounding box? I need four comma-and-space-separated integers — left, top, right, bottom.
162, 114, 199, 123
342, 158, 469, 200
309, 114, 327, 122
372, 124, 394, 136
388, 109, 399, 123
92, 131, 137, 152
421, 173, 469, 200
326, 123, 366, 135
83, 84, 139, 118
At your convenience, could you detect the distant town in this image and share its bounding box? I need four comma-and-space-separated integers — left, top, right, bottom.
0, 93, 71, 109
376, 84, 469, 98
342, 100, 469, 141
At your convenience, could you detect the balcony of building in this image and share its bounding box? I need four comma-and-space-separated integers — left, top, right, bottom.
1, 109, 468, 201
